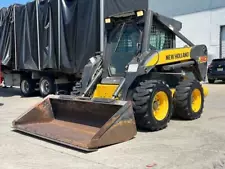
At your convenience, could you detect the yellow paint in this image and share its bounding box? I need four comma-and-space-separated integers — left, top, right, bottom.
170, 85, 208, 98
93, 84, 119, 99
146, 47, 192, 67
170, 88, 176, 97
152, 91, 169, 121
202, 86, 209, 97
191, 89, 202, 113
146, 53, 159, 66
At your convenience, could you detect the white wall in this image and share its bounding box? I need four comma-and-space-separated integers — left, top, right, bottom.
173, 7, 225, 64
210, 8, 225, 59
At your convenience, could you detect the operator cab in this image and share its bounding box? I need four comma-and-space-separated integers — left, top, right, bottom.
104, 10, 175, 77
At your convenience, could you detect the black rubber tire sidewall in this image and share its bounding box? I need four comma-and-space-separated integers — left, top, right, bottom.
133, 80, 173, 131
146, 83, 173, 130
187, 81, 204, 117
39, 77, 55, 97
20, 77, 35, 97
174, 80, 204, 120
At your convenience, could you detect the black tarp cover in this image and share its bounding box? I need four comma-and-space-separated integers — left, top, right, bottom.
38, 0, 58, 69
0, 0, 148, 73
60, 0, 100, 73
59, 0, 148, 74
15, 2, 39, 70
0, 6, 14, 68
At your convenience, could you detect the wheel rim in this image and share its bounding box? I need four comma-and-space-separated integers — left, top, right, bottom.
152, 91, 169, 121
40, 79, 50, 95
21, 80, 29, 94
191, 89, 202, 113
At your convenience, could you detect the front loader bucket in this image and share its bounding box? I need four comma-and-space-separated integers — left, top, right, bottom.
12, 95, 137, 151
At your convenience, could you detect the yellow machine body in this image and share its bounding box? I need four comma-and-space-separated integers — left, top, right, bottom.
93, 84, 119, 99
146, 47, 192, 67
91, 46, 209, 100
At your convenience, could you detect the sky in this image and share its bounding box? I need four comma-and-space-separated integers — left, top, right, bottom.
0, 0, 29, 7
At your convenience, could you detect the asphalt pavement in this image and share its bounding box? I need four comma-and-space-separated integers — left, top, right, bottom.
0, 83, 225, 169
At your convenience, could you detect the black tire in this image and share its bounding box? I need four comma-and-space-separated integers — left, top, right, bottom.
39, 76, 56, 97
133, 80, 173, 131
208, 79, 215, 84
20, 77, 35, 97
174, 79, 204, 120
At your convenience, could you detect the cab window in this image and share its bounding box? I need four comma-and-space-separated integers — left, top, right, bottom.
149, 21, 174, 50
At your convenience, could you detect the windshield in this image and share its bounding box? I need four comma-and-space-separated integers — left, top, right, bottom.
212, 59, 225, 65
106, 22, 142, 76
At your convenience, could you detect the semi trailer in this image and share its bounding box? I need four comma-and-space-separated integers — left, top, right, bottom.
0, 0, 148, 97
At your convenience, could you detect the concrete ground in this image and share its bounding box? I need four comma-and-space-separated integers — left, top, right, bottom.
0, 83, 225, 169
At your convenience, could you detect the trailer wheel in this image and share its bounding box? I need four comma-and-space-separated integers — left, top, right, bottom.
39, 76, 56, 97
133, 80, 173, 131
20, 77, 35, 97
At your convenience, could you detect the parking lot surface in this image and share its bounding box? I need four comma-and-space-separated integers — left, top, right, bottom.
1, 83, 225, 169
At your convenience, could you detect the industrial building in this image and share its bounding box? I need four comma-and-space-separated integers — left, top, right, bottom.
151, 0, 225, 63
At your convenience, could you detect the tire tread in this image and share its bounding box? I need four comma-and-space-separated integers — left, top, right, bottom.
133, 80, 173, 131
174, 79, 204, 120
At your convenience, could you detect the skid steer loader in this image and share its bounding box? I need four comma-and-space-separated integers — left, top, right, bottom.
12, 9, 209, 151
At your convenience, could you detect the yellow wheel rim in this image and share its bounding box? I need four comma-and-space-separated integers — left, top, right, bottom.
191, 89, 202, 113
152, 91, 169, 121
